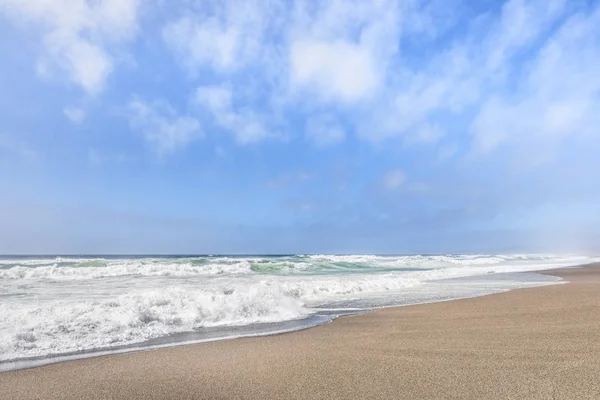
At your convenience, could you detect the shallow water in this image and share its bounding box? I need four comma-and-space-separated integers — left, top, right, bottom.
0, 254, 593, 370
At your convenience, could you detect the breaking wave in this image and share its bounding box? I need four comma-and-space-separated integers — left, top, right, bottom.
0, 254, 594, 363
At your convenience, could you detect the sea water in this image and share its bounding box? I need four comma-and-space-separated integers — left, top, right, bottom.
0, 254, 594, 370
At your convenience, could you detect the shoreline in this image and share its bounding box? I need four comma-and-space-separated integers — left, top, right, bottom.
1, 263, 599, 399
0, 269, 562, 373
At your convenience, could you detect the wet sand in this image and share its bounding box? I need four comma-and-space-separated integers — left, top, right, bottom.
1, 264, 599, 399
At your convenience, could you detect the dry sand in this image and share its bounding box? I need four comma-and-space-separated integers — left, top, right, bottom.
1, 264, 599, 399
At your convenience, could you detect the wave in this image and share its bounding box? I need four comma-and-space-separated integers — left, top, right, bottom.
0, 254, 595, 362
0, 285, 308, 361
0, 254, 590, 281
0, 260, 254, 280
0, 260, 586, 361
0, 272, 424, 361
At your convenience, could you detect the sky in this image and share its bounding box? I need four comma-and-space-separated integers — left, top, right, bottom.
0, 0, 599, 255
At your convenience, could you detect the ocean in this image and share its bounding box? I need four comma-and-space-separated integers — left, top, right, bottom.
0, 254, 595, 371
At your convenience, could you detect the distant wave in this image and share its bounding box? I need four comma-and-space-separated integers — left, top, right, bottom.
0, 254, 588, 280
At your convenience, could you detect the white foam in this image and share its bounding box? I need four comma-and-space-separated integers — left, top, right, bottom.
0, 260, 255, 280
0, 254, 595, 362
0, 284, 309, 361
1, 254, 590, 281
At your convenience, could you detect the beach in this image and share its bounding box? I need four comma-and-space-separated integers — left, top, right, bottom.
1, 264, 599, 399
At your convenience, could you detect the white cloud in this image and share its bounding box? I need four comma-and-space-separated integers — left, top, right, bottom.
195, 85, 233, 112
412, 123, 445, 145
6, 0, 593, 160
287, 0, 399, 104
162, 1, 282, 74
305, 113, 345, 147
381, 169, 406, 190
128, 98, 202, 156
163, 16, 239, 72
0, 0, 139, 94
194, 84, 273, 144
290, 40, 378, 103
162, 1, 287, 146
357, 0, 572, 145
162, 0, 401, 131
63, 107, 86, 124
484, 0, 566, 77
470, 6, 600, 162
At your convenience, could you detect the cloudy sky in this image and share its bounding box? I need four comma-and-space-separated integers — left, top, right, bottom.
1, 0, 599, 254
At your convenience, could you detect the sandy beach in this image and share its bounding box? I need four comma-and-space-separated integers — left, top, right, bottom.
1, 264, 599, 399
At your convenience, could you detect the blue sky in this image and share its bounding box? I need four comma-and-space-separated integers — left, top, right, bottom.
1, 0, 599, 254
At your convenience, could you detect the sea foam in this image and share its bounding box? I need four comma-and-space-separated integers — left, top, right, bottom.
0, 254, 594, 363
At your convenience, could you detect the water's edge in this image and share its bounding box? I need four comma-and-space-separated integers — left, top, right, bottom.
0, 269, 568, 373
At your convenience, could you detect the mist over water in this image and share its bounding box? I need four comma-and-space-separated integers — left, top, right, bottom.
0, 254, 595, 367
